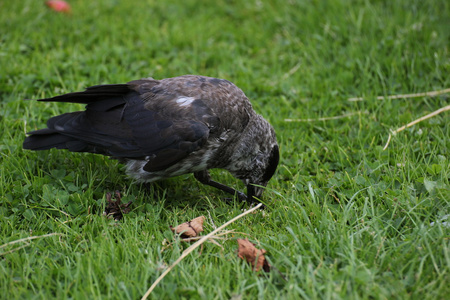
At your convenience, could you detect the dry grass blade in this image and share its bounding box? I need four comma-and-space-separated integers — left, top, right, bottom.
383, 105, 450, 150
160, 229, 240, 252
141, 203, 262, 300
178, 229, 237, 243
0, 243, 31, 256
348, 88, 450, 102
0, 233, 63, 256
281, 62, 301, 80
285, 111, 367, 122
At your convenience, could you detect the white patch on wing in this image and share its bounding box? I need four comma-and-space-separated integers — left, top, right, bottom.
175, 96, 196, 107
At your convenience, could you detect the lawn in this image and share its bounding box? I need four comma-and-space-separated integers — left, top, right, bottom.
0, 0, 449, 299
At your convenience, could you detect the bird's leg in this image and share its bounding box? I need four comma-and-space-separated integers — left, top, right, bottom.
194, 170, 247, 201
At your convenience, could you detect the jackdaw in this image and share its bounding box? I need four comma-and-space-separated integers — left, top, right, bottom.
23, 75, 279, 203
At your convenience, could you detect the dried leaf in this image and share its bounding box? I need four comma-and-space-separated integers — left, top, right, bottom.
237, 238, 270, 272
171, 216, 205, 238
103, 191, 132, 221
142, 204, 263, 298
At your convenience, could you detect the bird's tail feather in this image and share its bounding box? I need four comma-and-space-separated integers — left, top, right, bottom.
23, 129, 89, 152
38, 84, 130, 104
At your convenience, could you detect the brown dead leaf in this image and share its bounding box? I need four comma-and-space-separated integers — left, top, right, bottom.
171, 216, 205, 238
237, 238, 271, 272
103, 191, 132, 221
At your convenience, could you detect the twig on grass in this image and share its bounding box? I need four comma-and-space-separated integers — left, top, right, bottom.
177, 230, 250, 244
161, 229, 244, 252
141, 203, 263, 300
383, 105, 450, 150
348, 88, 450, 102
0, 233, 63, 256
285, 111, 367, 122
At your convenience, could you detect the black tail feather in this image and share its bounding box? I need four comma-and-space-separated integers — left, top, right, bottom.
38, 84, 130, 104
23, 130, 78, 150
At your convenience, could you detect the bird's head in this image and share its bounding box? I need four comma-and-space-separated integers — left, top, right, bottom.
245, 143, 279, 202
230, 114, 279, 203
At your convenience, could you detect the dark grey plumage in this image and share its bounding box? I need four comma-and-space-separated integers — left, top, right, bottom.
23, 75, 279, 203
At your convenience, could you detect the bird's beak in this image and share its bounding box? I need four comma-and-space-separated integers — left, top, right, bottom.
246, 184, 265, 203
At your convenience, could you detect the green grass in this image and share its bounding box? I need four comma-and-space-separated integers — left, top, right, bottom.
1, 0, 449, 299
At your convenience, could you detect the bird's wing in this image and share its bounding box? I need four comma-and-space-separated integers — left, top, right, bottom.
25, 79, 218, 171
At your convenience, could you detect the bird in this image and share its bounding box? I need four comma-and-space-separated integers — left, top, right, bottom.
23, 75, 279, 203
